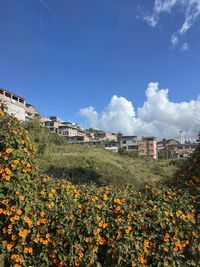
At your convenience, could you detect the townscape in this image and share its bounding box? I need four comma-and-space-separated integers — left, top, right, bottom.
1, 2, 200, 266
1, 87, 199, 160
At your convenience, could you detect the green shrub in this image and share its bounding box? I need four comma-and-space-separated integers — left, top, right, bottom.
0, 109, 199, 266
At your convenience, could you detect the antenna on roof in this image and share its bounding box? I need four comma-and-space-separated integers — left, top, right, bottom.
179, 131, 185, 144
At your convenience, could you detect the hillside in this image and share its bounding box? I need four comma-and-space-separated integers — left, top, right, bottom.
0, 109, 199, 267
22, 117, 177, 187
36, 144, 177, 187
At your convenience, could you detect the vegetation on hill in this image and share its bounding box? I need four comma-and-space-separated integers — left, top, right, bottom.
24, 118, 68, 154
24, 119, 177, 187
0, 109, 199, 266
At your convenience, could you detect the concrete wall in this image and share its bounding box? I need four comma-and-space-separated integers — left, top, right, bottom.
6, 102, 26, 121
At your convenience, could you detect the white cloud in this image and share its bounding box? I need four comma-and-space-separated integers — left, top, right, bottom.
141, 0, 200, 47
79, 82, 200, 140
181, 42, 189, 50
171, 34, 179, 45
144, 0, 178, 27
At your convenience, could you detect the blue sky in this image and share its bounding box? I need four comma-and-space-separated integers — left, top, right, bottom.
0, 0, 200, 138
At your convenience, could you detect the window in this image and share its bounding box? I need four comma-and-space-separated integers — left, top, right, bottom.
128, 146, 138, 150
12, 95, 18, 101
45, 121, 54, 127
19, 98, 24, 104
122, 140, 126, 144
5, 92, 11, 98
0, 89, 3, 94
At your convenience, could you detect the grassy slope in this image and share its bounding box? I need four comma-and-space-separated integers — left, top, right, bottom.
36, 144, 177, 187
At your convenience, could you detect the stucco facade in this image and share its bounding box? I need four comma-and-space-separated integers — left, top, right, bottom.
0, 88, 38, 120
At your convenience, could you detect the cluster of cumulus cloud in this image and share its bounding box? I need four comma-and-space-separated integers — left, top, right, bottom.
79, 83, 200, 140
141, 0, 200, 50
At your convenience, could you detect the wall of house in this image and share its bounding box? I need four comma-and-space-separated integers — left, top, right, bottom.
138, 140, 157, 159
3, 101, 26, 121
119, 137, 138, 152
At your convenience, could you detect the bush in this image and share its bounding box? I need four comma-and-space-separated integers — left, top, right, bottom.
24, 118, 67, 154
0, 109, 199, 266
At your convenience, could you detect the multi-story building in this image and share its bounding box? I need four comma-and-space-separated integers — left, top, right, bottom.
166, 143, 197, 158
118, 136, 138, 152
0, 88, 38, 120
157, 139, 179, 159
58, 122, 84, 137
104, 141, 118, 153
42, 116, 88, 143
94, 131, 117, 142
138, 137, 157, 159
157, 138, 198, 159
41, 117, 64, 133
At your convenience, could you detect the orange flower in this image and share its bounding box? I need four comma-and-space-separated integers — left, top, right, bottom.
42, 239, 49, 245
117, 229, 122, 237
2, 199, 9, 205
164, 233, 170, 242
24, 216, 32, 225
17, 209, 22, 215
19, 195, 24, 201
7, 243, 14, 250
103, 194, 108, 200
23, 247, 29, 254
93, 228, 101, 236
49, 193, 54, 198
92, 246, 98, 253
5, 168, 11, 175
28, 247, 33, 253
14, 215, 20, 221
6, 148, 13, 153
12, 235, 17, 241
115, 217, 123, 223
102, 222, 108, 229
75, 259, 81, 266
125, 226, 132, 234
46, 233, 50, 239
11, 164, 15, 169
144, 239, 150, 248
5, 175, 11, 181
96, 235, 107, 245
0, 110, 4, 117
138, 256, 147, 264
19, 229, 28, 238
78, 252, 84, 258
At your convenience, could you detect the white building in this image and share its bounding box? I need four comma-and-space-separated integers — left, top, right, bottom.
0, 88, 38, 120
118, 136, 138, 152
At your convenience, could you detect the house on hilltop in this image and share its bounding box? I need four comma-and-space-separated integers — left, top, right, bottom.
118, 136, 138, 152
0, 88, 38, 121
138, 137, 157, 160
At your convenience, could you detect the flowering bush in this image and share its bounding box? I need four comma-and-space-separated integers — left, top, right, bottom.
0, 108, 199, 266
